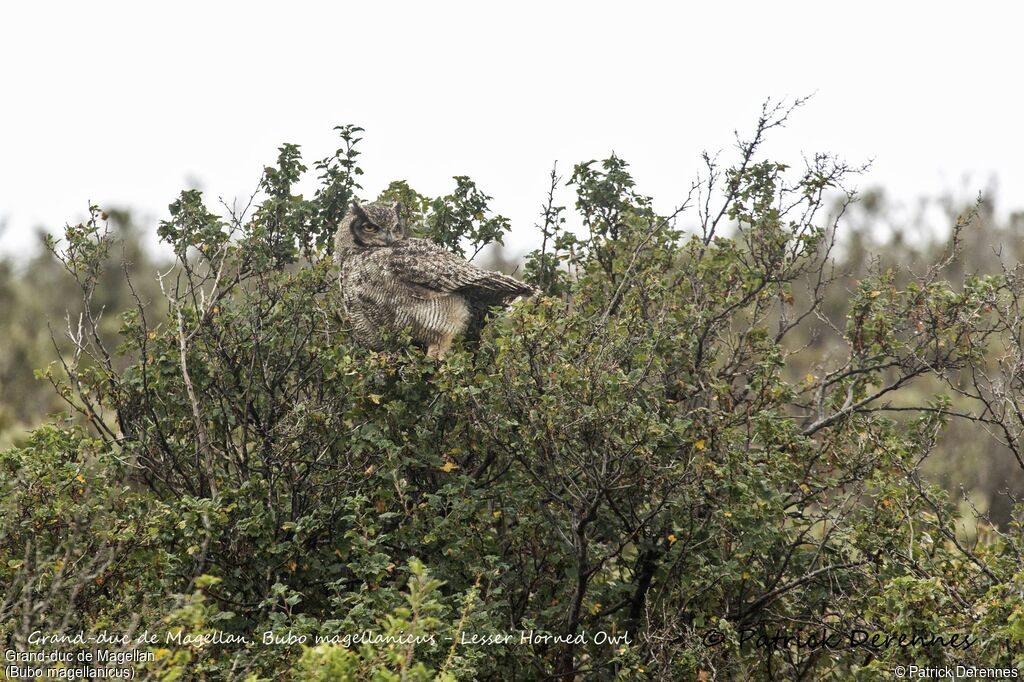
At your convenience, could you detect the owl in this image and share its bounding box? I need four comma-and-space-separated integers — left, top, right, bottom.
334, 201, 536, 359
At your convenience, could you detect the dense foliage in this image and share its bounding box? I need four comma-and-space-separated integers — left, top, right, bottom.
3, 106, 1024, 680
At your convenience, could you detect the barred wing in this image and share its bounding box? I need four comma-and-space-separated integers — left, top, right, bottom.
389, 239, 536, 303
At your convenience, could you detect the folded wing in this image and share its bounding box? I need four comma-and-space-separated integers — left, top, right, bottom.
389, 239, 536, 304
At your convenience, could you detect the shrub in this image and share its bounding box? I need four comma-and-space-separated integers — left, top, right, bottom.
3, 103, 1023, 679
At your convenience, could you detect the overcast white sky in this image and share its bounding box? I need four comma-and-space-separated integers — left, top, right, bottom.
1, 1, 1022, 259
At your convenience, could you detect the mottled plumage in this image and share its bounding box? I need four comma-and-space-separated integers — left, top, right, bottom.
334, 202, 536, 358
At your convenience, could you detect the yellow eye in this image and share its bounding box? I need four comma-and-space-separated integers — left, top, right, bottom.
364, 223, 379, 232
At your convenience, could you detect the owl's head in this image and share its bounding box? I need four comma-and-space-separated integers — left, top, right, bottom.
344, 201, 405, 248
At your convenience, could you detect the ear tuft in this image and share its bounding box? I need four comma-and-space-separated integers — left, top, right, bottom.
352, 202, 368, 221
